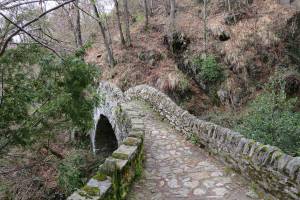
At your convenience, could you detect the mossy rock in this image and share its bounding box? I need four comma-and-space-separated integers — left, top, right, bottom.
93, 172, 107, 181
123, 137, 141, 146
112, 152, 129, 160
128, 131, 144, 139
81, 185, 100, 197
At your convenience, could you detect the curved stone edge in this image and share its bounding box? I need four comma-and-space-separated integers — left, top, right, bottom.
68, 100, 145, 200
90, 82, 130, 153
125, 84, 300, 199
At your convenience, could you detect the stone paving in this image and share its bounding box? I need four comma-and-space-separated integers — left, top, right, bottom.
127, 101, 257, 200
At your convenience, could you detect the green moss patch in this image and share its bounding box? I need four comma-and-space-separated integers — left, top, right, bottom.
93, 172, 107, 181
82, 185, 100, 196
123, 137, 140, 146
112, 152, 129, 160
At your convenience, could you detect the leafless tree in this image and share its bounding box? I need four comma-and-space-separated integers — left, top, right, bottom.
169, 0, 176, 35
164, 0, 171, 16
123, 0, 131, 46
143, 0, 149, 29
149, 0, 154, 16
0, 0, 76, 57
90, 0, 115, 67
203, 0, 208, 55
61, 3, 80, 47
75, 0, 83, 47
113, 0, 126, 46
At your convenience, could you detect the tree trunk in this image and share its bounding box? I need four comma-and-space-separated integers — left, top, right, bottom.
113, 0, 126, 46
61, 6, 78, 47
75, 0, 83, 48
91, 1, 115, 67
104, 13, 114, 57
164, 0, 171, 16
144, 0, 149, 29
149, 0, 154, 16
123, 0, 132, 46
169, 0, 176, 35
0, 66, 3, 106
204, 0, 208, 56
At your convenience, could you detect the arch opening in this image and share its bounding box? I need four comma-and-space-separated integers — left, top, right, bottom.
94, 115, 118, 157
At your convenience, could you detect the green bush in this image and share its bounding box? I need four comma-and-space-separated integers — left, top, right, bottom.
0, 44, 100, 148
57, 151, 86, 195
236, 80, 300, 156
177, 72, 190, 93
133, 13, 144, 23
192, 55, 223, 83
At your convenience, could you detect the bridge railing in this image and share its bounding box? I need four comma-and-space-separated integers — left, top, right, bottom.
126, 84, 300, 199
68, 82, 145, 200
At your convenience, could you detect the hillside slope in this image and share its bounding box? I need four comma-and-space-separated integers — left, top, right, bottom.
85, 0, 300, 115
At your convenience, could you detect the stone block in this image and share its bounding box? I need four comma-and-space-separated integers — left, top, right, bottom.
67, 191, 99, 200
99, 158, 117, 175
128, 130, 144, 139
123, 137, 142, 146
104, 157, 128, 171
87, 178, 112, 198
276, 154, 293, 172
236, 138, 249, 154
285, 157, 300, 178
112, 145, 138, 160
131, 118, 144, 125
242, 139, 255, 155
131, 123, 144, 131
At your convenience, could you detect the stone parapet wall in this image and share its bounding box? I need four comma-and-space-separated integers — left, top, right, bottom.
68, 101, 145, 200
126, 85, 300, 199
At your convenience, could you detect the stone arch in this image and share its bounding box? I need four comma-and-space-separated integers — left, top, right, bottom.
94, 114, 118, 156
90, 82, 130, 153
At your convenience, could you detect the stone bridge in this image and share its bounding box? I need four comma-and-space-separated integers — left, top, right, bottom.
68, 82, 300, 200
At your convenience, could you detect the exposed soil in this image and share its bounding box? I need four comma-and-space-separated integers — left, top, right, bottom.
85, 0, 298, 116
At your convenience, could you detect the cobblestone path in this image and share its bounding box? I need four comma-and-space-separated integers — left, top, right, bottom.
127, 101, 256, 200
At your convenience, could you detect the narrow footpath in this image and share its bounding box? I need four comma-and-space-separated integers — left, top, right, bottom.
127, 101, 257, 200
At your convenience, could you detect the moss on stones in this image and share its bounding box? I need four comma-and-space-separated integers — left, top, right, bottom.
123, 137, 141, 146
82, 185, 100, 196
93, 172, 107, 181
112, 152, 129, 160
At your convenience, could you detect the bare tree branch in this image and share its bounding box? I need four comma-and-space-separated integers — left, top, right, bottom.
0, 13, 63, 58
0, 0, 56, 10
0, 0, 75, 57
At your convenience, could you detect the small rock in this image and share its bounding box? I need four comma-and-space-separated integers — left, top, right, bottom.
193, 188, 206, 196
167, 178, 179, 188
183, 180, 199, 189
213, 187, 228, 196
246, 190, 259, 199
159, 180, 165, 187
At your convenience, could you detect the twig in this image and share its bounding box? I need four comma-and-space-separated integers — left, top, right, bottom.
1, 0, 57, 10
0, 0, 75, 57
0, 13, 63, 58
